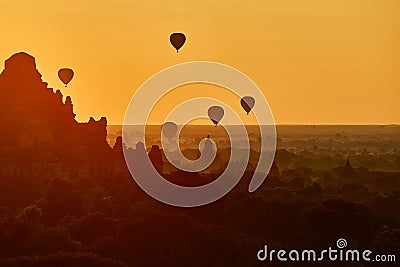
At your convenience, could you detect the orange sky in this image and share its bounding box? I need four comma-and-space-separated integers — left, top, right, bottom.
0, 0, 399, 125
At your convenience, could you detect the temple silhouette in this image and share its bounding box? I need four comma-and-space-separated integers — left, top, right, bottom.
0, 53, 398, 267
0, 52, 115, 178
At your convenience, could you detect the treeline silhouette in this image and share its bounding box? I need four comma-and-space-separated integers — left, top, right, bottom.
0, 53, 398, 266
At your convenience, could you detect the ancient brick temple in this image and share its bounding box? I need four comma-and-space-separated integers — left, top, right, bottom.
0, 52, 114, 178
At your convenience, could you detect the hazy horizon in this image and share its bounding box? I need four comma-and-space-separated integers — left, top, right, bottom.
0, 2, 399, 266
109, 123, 400, 126
1, 0, 398, 125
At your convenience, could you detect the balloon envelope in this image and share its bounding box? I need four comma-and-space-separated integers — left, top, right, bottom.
162, 122, 178, 140
170, 33, 186, 52
58, 68, 74, 86
207, 106, 224, 126
241, 96, 255, 115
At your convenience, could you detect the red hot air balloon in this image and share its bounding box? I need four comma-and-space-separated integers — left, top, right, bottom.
170, 33, 186, 52
58, 68, 74, 87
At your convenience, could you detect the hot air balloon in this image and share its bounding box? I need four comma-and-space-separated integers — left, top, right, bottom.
240, 96, 255, 115
170, 33, 186, 52
162, 122, 178, 140
208, 106, 224, 126
58, 68, 74, 87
